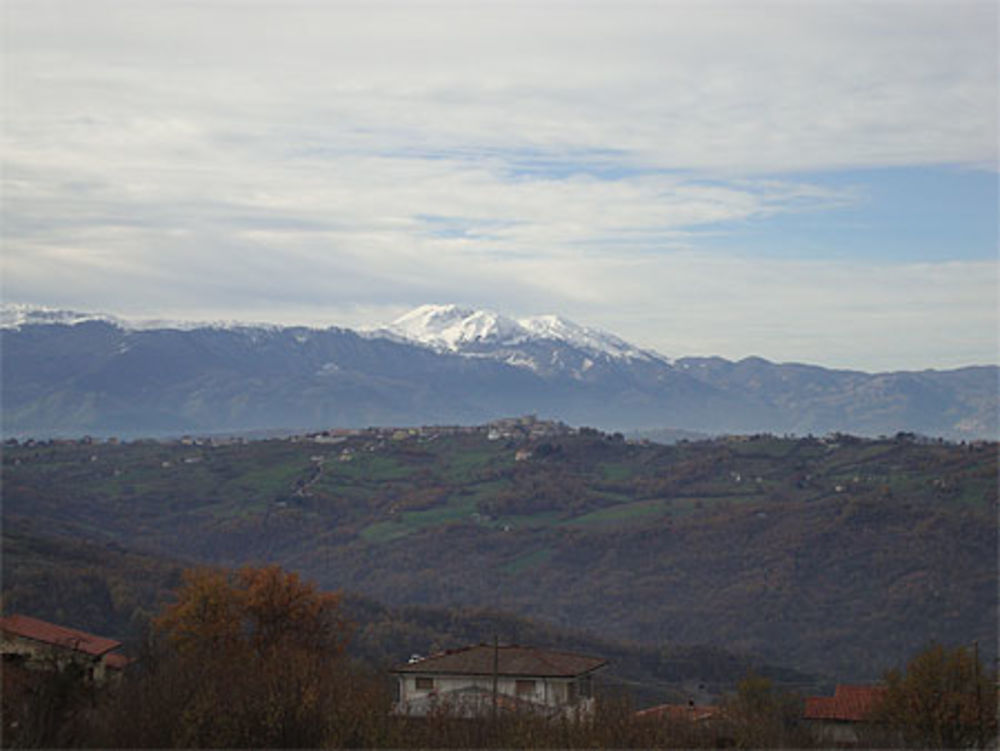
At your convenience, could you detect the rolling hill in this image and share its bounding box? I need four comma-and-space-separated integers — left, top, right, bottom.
3, 424, 995, 682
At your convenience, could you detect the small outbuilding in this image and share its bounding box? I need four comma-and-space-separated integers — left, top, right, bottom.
0, 614, 129, 683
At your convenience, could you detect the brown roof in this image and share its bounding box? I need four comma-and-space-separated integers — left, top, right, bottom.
0, 614, 121, 658
394, 644, 607, 678
804, 684, 886, 722
103, 652, 132, 670
635, 703, 720, 723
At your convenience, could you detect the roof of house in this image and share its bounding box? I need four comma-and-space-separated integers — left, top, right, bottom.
635, 703, 720, 723
804, 684, 886, 722
394, 644, 607, 678
0, 614, 122, 658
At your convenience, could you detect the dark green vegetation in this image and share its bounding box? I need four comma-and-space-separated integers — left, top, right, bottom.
1, 519, 818, 710
0, 563, 823, 749
3, 428, 996, 684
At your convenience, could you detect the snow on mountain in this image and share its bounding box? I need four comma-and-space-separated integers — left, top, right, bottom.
379, 304, 669, 366
2, 300, 667, 372
3, 302, 996, 439
387, 304, 525, 350
518, 314, 661, 362
0, 303, 283, 334
0, 303, 124, 329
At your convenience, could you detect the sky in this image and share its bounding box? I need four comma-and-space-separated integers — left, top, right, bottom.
2, 0, 997, 371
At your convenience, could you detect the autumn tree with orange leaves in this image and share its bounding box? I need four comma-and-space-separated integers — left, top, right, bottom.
871, 643, 998, 749
93, 565, 391, 748
155, 565, 348, 657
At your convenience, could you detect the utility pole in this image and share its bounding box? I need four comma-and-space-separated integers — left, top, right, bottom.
973, 641, 983, 746
491, 634, 499, 724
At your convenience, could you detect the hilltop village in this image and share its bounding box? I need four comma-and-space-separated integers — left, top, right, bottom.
6, 414, 574, 450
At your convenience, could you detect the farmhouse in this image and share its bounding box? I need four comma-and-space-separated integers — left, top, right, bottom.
0, 613, 129, 683
392, 643, 607, 718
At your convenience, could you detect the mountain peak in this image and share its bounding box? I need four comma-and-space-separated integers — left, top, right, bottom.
381, 304, 668, 368
388, 304, 525, 351
392, 303, 475, 325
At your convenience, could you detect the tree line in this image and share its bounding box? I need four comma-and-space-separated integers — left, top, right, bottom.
3, 564, 996, 748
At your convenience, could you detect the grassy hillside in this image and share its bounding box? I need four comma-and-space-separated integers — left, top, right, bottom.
3, 424, 996, 681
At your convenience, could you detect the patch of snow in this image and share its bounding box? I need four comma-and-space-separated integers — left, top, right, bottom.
502, 353, 541, 372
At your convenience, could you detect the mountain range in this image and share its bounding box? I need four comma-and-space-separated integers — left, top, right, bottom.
2, 303, 996, 439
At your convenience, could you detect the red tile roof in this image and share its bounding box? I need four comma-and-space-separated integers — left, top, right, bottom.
394, 644, 607, 678
804, 684, 886, 722
0, 614, 121, 658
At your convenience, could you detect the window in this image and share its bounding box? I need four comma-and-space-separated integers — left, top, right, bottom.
415, 676, 434, 691
515, 679, 536, 696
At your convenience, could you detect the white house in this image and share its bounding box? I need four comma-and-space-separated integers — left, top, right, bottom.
392, 643, 607, 718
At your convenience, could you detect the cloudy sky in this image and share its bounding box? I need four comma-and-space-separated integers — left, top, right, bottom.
2, 0, 997, 370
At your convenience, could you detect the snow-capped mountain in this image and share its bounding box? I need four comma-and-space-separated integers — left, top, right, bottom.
376, 304, 666, 376
2, 302, 996, 439
381, 305, 525, 350
0, 303, 124, 329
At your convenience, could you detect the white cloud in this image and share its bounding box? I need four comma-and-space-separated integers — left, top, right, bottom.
1, 0, 996, 371
5, 1, 995, 171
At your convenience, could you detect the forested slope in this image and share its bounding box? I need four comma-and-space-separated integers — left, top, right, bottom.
3, 427, 995, 682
